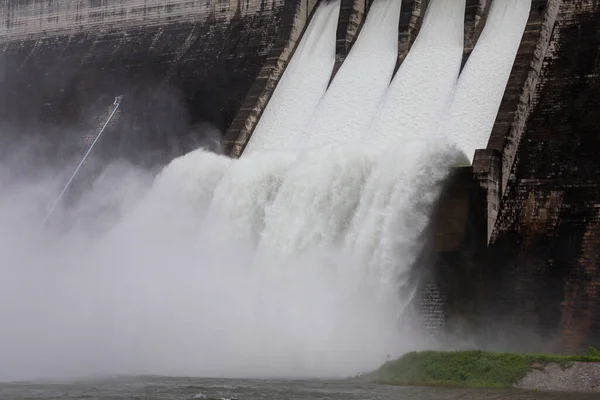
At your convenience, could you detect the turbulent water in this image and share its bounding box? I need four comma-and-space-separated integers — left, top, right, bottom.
0, 0, 532, 384
0, 139, 462, 382
0, 377, 597, 400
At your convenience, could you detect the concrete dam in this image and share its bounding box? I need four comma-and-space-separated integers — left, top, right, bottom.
1, 0, 600, 378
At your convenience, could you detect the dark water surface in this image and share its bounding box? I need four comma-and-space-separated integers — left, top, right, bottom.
0, 377, 597, 400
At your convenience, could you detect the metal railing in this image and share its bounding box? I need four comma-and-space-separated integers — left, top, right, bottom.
41, 96, 123, 228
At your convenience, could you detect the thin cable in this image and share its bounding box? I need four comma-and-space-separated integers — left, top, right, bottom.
41, 96, 123, 228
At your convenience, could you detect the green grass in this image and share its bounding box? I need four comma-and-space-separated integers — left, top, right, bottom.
369, 349, 600, 389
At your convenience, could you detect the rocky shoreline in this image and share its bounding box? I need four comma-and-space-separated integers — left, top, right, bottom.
370, 350, 600, 392
515, 362, 600, 393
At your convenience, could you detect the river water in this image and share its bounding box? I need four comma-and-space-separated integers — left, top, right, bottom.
0, 377, 597, 400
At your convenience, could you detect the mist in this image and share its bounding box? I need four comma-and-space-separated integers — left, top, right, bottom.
0, 131, 466, 382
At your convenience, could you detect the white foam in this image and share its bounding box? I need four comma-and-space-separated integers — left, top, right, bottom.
243, 0, 340, 153
301, 0, 401, 148
369, 0, 466, 146
438, 0, 532, 161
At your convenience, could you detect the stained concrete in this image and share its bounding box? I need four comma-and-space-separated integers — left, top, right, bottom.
0, 0, 293, 167
471, 0, 600, 354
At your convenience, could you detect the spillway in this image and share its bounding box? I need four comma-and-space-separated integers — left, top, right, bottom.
369, 0, 466, 146
438, 0, 532, 161
0, 0, 535, 382
243, 0, 341, 154
300, 0, 402, 149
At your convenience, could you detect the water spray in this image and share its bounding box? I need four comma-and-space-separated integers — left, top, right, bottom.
40, 95, 123, 228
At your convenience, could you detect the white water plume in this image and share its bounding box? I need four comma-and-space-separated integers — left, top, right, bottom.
0, 134, 461, 382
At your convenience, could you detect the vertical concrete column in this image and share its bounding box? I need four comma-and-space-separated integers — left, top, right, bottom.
462, 0, 491, 68
331, 0, 368, 80
224, 0, 319, 157
397, 0, 429, 67
472, 148, 502, 244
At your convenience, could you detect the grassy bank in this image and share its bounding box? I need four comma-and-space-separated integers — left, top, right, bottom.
370, 350, 600, 388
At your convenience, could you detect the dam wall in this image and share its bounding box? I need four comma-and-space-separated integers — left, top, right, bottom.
472, 0, 600, 354
423, 0, 600, 355
0, 0, 302, 167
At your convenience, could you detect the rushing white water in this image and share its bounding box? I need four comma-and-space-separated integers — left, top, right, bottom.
243, 0, 340, 153
369, 0, 466, 145
301, 0, 401, 149
0, 139, 460, 381
439, 0, 532, 161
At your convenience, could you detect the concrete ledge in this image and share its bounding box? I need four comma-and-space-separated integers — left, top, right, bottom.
1, 0, 281, 40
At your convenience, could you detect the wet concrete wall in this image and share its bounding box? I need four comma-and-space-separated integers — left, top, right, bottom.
472, 0, 600, 354
0, 0, 298, 167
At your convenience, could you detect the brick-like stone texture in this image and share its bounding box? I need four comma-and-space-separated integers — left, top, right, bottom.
462, 0, 491, 69
485, 0, 600, 353
487, 0, 561, 196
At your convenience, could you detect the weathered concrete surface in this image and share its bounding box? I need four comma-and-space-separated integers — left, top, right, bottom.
1, 0, 274, 40
478, 0, 600, 354
223, 0, 318, 157
0, 0, 295, 167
